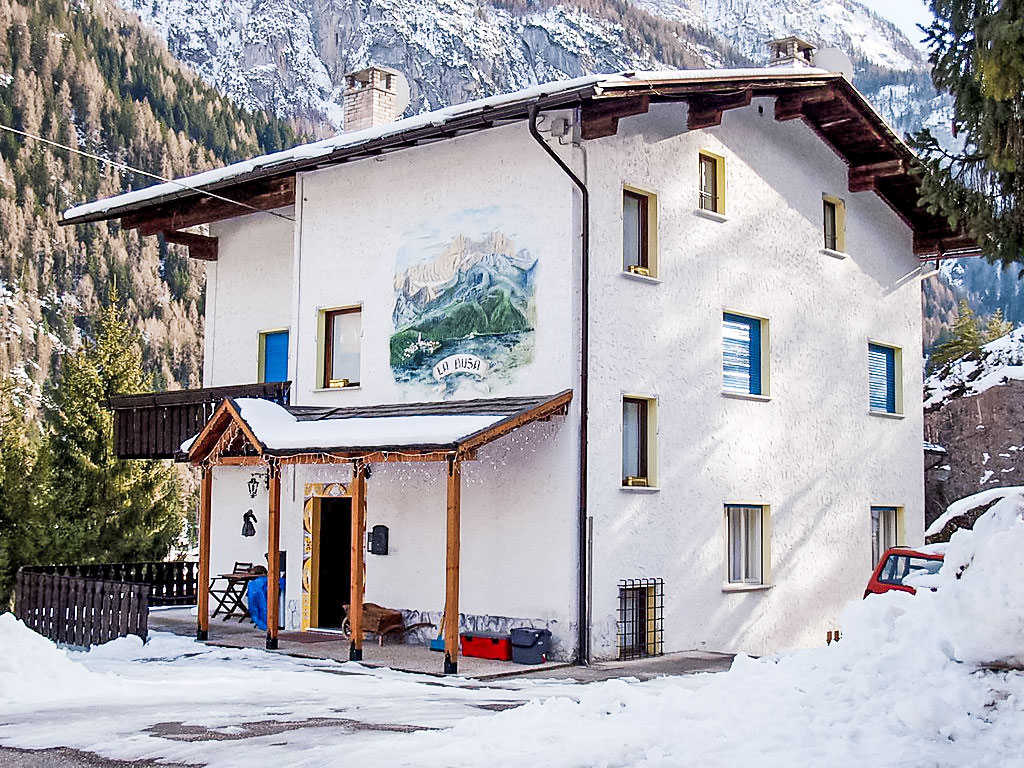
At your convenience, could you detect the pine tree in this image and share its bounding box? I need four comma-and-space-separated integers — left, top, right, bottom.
0, 378, 46, 605
984, 307, 1013, 341
43, 292, 184, 565
931, 299, 985, 368
910, 1, 1024, 268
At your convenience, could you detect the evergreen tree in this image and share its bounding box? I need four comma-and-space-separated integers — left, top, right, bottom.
0, 378, 47, 605
43, 293, 183, 565
984, 307, 1013, 341
910, 1, 1024, 268
931, 299, 985, 368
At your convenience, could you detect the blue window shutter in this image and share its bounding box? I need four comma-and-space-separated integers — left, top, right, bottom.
263, 331, 289, 383
868, 343, 895, 412
723, 313, 761, 395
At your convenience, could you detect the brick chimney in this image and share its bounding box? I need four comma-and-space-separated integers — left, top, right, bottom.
766, 36, 817, 68
343, 67, 400, 133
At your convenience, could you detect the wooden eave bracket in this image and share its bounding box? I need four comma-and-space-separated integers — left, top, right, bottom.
580, 95, 650, 140
773, 87, 837, 122
162, 230, 218, 261
686, 89, 753, 130
848, 158, 907, 193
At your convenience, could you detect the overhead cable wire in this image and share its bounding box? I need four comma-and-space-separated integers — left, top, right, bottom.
0, 122, 296, 223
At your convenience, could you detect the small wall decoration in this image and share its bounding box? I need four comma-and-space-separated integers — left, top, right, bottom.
241, 510, 257, 537
391, 207, 537, 396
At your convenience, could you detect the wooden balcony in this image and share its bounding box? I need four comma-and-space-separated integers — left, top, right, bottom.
108, 382, 291, 460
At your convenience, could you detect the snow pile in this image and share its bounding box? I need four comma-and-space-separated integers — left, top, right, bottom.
926, 485, 1024, 537
925, 326, 1024, 408
343, 493, 1024, 766
0, 614, 101, 701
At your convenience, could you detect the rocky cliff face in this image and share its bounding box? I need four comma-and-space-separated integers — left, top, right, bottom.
924, 328, 1024, 524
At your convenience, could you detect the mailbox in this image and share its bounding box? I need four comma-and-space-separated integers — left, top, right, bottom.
368, 525, 389, 555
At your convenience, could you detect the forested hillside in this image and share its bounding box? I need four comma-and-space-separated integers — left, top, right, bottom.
0, 0, 297, 408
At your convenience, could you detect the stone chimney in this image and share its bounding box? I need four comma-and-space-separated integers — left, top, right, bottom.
343, 66, 399, 133
766, 36, 817, 68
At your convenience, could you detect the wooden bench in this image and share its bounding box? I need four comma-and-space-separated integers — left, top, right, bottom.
342, 602, 434, 646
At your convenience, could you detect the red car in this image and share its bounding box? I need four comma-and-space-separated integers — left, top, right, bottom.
864, 546, 945, 598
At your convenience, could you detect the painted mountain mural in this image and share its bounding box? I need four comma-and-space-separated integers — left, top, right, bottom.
391, 228, 537, 395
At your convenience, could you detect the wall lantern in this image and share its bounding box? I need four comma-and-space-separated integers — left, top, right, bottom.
248, 471, 268, 498
241, 509, 257, 537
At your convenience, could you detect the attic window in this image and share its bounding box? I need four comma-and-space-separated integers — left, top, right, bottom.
699, 152, 724, 214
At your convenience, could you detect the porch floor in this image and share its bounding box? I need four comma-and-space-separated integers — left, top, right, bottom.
148, 607, 735, 681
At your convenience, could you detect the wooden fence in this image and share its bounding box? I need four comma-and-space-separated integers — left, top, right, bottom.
20, 561, 198, 606
14, 571, 149, 646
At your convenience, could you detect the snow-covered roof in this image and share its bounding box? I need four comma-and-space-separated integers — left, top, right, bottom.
61, 66, 836, 224
187, 391, 573, 460
237, 398, 506, 452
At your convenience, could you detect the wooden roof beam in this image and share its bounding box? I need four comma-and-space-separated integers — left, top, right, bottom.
161, 230, 218, 261
580, 94, 650, 139
774, 87, 837, 121
913, 231, 979, 256
848, 158, 908, 193
687, 89, 752, 130
125, 176, 295, 236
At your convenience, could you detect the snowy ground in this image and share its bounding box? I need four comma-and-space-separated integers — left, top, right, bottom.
3, 493, 1024, 767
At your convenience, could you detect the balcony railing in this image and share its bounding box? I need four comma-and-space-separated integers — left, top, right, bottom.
108, 381, 291, 460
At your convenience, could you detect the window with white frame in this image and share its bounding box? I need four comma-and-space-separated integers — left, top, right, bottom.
622, 396, 655, 487
868, 342, 901, 414
723, 312, 768, 396
871, 506, 901, 566
726, 504, 766, 585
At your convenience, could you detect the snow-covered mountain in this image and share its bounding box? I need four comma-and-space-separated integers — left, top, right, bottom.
635, 0, 924, 71
116, 0, 935, 136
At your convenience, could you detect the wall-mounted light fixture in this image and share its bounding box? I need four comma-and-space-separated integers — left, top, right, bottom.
248, 470, 268, 498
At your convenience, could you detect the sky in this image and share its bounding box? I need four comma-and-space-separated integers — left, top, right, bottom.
859, 0, 934, 47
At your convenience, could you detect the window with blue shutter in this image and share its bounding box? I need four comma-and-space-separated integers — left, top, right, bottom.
868, 343, 897, 413
261, 330, 289, 383
723, 313, 762, 395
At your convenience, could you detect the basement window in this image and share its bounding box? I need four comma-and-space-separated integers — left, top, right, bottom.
617, 578, 664, 660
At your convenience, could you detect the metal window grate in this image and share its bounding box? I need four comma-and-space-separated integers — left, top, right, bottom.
617, 578, 664, 660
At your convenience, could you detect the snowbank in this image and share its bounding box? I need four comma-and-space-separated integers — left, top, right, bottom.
926, 485, 1024, 537
0, 613, 98, 701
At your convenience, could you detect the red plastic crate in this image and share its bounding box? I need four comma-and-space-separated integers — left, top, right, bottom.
460, 631, 512, 661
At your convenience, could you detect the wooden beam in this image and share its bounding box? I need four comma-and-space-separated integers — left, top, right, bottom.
161, 231, 218, 261
580, 95, 650, 140
277, 449, 468, 465
443, 456, 462, 675
349, 462, 367, 661
913, 231, 979, 256
458, 389, 573, 453
124, 176, 295, 235
266, 466, 281, 650
774, 88, 836, 121
197, 467, 212, 641
686, 89, 752, 130
848, 159, 907, 192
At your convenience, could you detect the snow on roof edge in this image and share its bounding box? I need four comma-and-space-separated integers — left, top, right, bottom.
62, 67, 838, 223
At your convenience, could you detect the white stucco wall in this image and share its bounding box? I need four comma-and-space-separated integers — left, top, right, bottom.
584, 99, 925, 658
205, 208, 295, 386
201, 96, 925, 661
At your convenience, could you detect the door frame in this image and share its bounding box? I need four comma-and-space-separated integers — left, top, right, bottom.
302, 482, 351, 631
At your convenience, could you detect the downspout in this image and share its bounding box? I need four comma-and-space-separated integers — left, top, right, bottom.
528, 104, 590, 666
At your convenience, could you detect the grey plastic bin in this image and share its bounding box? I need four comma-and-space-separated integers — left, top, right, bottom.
510, 627, 552, 664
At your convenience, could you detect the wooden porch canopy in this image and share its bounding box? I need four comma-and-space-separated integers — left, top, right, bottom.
188, 389, 572, 674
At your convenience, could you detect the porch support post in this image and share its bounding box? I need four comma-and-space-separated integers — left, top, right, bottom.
443, 455, 462, 674
197, 466, 212, 641
349, 461, 367, 661
266, 463, 281, 650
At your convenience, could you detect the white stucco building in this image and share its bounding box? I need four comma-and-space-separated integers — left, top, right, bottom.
64, 62, 970, 671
